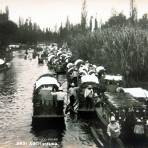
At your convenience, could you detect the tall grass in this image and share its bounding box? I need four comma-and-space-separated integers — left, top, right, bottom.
69, 26, 148, 82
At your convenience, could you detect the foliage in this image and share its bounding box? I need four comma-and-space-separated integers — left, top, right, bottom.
68, 26, 148, 82
138, 14, 148, 29
81, 0, 87, 31
1, 2, 148, 83
0, 20, 18, 56
103, 13, 127, 28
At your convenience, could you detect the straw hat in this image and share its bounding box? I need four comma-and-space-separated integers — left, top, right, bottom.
137, 119, 142, 123
59, 87, 63, 91
110, 116, 116, 122
71, 83, 75, 87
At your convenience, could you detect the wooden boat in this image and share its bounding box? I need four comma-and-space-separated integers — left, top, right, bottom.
122, 87, 148, 103
103, 74, 124, 92
96, 74, 148, 138
32, 74, 65, 128
77, 74, 99, 117
0, 59, 11, 72
95, 90, 148, 138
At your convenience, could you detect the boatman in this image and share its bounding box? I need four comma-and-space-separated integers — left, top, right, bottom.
107, 116, 122, 148
72, 69, 78, 86
52, 87, 67, 114
134, 119, 144, 139
84, 85, 94, 109
66, 83, 79, 114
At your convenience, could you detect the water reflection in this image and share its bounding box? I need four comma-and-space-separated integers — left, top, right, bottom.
31, 128, 64, 148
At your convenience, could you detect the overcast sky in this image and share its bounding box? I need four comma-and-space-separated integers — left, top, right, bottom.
0, 0, 148, 30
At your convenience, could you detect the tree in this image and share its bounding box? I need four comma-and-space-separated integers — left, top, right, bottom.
103, 12, 127, 27
94, 17, 98, 31
18, 17, 24, 27
129, 0, 137, 25
5, 6, 9, 20
65, 16, 71, 30
138, 13, 148, 29
0, 20, 18, 56
89, 16, 93, 31
81, 0, 87, 31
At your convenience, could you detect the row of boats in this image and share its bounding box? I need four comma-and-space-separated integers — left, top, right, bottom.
32, 43, 148, 141
32, 44, 71, 128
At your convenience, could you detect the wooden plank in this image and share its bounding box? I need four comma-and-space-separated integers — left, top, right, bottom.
78, 108, 95, 112
33, 114, 64, 118
95, 108, 108, 127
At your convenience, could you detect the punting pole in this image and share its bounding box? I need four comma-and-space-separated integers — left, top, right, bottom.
90, 126, 104, 147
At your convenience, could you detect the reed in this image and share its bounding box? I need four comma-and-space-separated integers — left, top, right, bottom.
69, 26, 148, 81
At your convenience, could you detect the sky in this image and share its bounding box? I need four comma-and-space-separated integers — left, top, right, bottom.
0, 0, 148, 30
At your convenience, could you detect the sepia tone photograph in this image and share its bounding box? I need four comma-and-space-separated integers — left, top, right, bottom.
0, 0, 148, 147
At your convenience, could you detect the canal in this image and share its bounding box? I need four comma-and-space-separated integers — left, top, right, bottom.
0, 50, 98, 148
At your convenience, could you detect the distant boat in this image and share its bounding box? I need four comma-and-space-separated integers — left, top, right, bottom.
38, 52, 44, 64
0, 59, 11, 72
54, 63, 66, 74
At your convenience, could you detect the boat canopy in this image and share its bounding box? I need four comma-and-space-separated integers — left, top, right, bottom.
67, 67, 74, 73
96, 66, 105, 73
53, 59, 59, 64
35, 76, 60, 89
37, 73, 56, 80
104, 75, 123, 81
105, 92, 145, 108
74, 59, 84, 66
48, 55, 55, 62
60, 54, 67, 57
88, 70, 96, 75
8, 44, 20, 48
0, 59, 5, 65
81, 74, 99, 84
79, 69, 88, 75
57, 51, 62, 56
79, 66, 88, 73
67, 63, 73, 69
122, 87, 148, 98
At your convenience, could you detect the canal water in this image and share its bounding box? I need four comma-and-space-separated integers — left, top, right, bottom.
0, 51, 98, 148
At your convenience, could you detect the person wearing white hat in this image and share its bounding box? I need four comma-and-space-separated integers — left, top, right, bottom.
84, 85, 94, 109
134, 118, 144, 136
66, 83, 79, 114
71, 69, 78, 86
58, 87, 63, 91
51, 86, 67, 114
107, 116, 121, 148
107, 116, 120, 137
